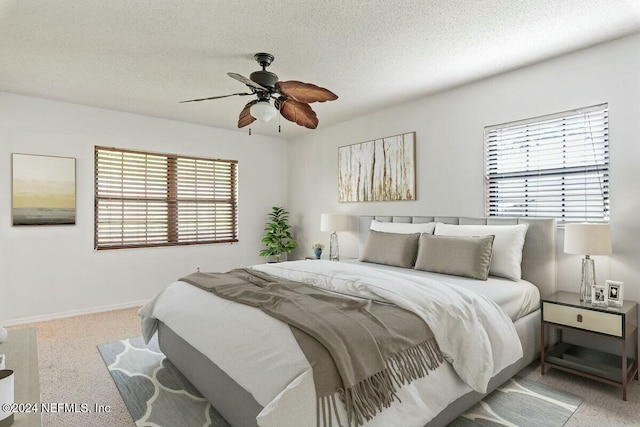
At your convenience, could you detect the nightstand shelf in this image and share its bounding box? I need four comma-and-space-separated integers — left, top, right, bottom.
541, 291, 639, 400
546, 342, 636, 383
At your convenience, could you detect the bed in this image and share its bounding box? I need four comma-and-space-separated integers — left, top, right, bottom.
140, 215, 557, 427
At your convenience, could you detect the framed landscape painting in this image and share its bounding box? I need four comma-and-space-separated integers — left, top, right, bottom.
12, 153, 76, 226
338, 132, 415, 202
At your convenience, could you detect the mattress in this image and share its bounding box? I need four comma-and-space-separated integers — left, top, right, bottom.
139, 260, 526, 427
340, 259, 541, 321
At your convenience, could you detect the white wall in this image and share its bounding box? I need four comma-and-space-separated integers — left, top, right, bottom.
3, 33, 640, 325
0, 92, 288, 324
287, 33, 640, 304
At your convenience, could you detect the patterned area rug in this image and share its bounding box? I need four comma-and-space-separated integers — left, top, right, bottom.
98, 336, 230, 427
99, 337, 582, 427
449, 376, 582, 427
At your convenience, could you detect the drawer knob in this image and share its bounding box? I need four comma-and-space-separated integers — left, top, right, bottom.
577, 314, 583, 322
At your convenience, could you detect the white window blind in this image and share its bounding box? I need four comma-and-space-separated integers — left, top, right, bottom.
95, 146, 238, 249
485, 104, 609, 223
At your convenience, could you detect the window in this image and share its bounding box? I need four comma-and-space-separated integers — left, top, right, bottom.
485, 104, 609, 223
95, 146, 238, 249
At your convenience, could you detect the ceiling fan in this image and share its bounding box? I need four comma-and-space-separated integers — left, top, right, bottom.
180, 53, 338, 130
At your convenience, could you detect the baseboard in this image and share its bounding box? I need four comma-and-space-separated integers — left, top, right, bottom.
1, 299, 150, 327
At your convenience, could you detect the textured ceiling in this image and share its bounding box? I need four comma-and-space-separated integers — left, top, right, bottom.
1, 1, 640, 138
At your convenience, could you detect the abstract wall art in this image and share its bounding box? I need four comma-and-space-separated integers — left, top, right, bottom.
338, 132, 415, 202
12, 153, 76, 225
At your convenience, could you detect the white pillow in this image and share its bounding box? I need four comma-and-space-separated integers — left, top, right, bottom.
434, 223, 529, 281
370, 219, 435, 234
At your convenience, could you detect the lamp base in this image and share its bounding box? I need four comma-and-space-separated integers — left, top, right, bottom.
579, 256, 596, 302
329, 232, 339, 261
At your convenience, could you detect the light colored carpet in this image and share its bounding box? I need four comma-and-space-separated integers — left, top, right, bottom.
8, 308, 640, 427
520, 363, 640, 427
9, 308, 141, 427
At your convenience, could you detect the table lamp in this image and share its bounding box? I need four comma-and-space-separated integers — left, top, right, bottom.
320, 214, 349, 261
564, 223, 612, 302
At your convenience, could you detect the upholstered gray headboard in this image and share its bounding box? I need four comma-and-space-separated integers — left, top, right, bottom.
359, 216, 557, 297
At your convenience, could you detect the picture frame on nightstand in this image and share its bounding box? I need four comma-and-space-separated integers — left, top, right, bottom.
606, 280, 624, 306
591, 284, 608, 305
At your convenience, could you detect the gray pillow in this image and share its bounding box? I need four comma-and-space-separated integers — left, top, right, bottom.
414, 234, 495, 280
360, 230, 420, 268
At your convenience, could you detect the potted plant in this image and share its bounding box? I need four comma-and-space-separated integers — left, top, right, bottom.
259, 206, 298, 262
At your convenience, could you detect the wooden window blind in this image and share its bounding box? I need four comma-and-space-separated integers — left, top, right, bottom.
485, 104, 609, 223
95, 146, 238, 249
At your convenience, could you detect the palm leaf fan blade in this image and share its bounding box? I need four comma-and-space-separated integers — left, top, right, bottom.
276, 80, 338, 103
227, 72, 268, 91
238, 102, 257, 128
180, 92, 252, 103
279, 99, 319, 129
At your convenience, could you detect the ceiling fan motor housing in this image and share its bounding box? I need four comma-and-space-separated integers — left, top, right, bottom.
250, 70, 278, 89
251, 53, 278, 89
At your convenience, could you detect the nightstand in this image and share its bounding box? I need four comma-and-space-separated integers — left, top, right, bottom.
541, 291, 638, 400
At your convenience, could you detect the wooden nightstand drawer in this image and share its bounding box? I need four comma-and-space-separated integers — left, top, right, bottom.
543, 302, 622, 337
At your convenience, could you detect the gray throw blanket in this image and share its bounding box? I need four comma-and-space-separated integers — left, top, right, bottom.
181, 268, 443, 427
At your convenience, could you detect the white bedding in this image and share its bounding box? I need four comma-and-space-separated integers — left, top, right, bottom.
139, 260, 525, 427
340, 259, 541, 321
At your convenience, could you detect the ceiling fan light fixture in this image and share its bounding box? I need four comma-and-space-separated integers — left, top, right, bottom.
250, 100, 278, 123
181, 52, 338, 130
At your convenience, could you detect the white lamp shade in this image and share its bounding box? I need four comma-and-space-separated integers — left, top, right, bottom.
249, 101, 278, 123
564, 223, 612, 255
320, 214, 349, 232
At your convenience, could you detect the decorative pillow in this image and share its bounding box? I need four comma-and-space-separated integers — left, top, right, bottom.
414, 234, 495, 280
434, 223, 529, 281
360, 230, 420, 268
370, 219, 435, 235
